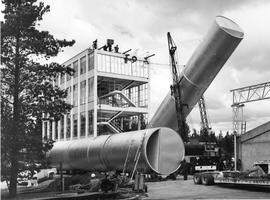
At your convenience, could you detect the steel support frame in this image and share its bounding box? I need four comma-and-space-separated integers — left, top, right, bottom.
232, 103, 244, 171
231, 81, 270, 171
231, 81, 270, 105
231, 81, 270, 137
232, 104, 245, 135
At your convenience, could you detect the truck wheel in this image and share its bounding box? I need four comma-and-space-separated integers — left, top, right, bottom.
193, 174, 202, 184
201, 175, 214, 185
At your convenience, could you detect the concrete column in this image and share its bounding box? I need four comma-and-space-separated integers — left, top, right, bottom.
64, 115, 67, 141
121, 118, 124, 130
52, 121, 55, 141
86, 55, 89, 137
57, 120, 60, 140
236, 135, 242, 171
42, 120, 45, 140
93, 50, 98, 137
138, 114, 141, 130
78, 61, 81, 139
137, 85, 140, 107
47, 121, 50, 139
70, 114, 73, 140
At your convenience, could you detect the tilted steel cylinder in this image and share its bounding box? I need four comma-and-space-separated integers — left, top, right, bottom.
48, 127, 185, 175
149, 16, 244, 130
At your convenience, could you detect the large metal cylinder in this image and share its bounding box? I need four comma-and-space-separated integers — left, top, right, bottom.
48, 127, 185, 175
149, 16, 244, 130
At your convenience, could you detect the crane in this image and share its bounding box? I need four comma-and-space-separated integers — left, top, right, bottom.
198, 95, 211, 131
167, 32, 188, 142
167, 32, 211, 142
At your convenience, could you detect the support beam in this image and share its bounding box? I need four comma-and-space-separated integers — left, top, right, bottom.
231, 81, 270, 104
121, 80, 135, 91
99, 90, 136, 107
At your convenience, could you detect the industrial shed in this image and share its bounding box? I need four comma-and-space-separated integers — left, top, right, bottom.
238, 121, 270, 171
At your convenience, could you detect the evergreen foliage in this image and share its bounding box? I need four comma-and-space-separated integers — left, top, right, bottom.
1, 0, 75, 197
189, 128, 234, 158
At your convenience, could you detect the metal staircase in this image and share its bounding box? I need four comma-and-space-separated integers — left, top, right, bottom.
99, 90, 136, 107
97, 121, 123, 134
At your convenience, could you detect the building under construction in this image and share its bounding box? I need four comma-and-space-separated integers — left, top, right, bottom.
42, 41, 150, 141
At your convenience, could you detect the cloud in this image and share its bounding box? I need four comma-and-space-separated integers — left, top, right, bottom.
14, 0, 270, 133
224, 1, 270, 72
114, 25, 134, 38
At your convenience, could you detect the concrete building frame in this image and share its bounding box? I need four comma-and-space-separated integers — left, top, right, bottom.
42, 47, 150, 141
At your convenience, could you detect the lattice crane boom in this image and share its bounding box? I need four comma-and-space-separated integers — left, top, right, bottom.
167, 32, 188, 142
198, 95, 211, 130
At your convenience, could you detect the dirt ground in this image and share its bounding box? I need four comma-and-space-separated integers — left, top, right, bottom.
144, 176, 270, 199
2, 176, 270, 199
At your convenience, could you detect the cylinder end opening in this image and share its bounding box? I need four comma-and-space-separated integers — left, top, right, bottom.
216, 16, 244, 38
145, 128, 185, 175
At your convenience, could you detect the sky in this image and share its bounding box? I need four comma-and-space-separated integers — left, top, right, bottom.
1, 0, 270, 134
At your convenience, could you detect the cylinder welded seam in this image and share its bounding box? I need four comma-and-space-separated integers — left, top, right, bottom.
67, 141, 73, 169
158, 129, 161, 172
100, 134, 113, 171
139, 129, 149, 172
142, 129, 152, 173
181, 71, 201, 89
86, 137, 93, 168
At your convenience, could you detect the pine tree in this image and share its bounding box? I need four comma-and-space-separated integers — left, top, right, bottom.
1, 0, 75, 197
199, 127, 210, 142
180, 121, 190, 143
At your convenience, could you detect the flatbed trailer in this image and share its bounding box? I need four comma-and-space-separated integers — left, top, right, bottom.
193, 167, 270, 187
214, 176, 270, 186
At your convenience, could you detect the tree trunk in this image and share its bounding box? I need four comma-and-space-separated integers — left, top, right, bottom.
9, 154, 19, 197
9, 32, 21, 198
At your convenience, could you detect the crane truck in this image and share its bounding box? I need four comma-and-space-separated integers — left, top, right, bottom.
193, 160, 270, 187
